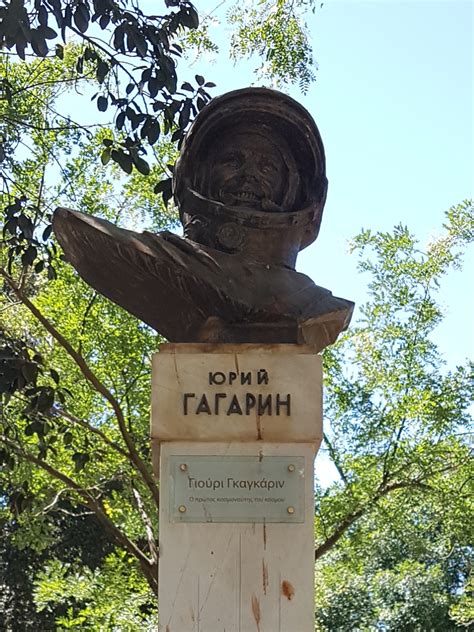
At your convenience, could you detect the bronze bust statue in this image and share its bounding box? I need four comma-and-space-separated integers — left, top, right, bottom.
53, 88, 353, 350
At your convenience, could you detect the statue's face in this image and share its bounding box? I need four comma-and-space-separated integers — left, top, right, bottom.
205, 131, 287, 211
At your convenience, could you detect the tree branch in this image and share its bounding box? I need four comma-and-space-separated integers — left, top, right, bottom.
53, 408, 131, 460
1, 433, 158, 593
0, 270, 160, 508
323, 431, 349, 486
315, 480, 429, 561
1, 114, 101, 133
132, 485, 159, 565
77, 291, 98, 355
380, 283, 432, 485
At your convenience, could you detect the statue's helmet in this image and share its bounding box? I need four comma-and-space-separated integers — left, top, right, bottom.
173, 87, 328, 267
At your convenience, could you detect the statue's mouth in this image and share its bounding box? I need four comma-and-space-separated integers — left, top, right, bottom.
218, 189, 262, 206
189, 187, 283, 214
232, 191, 260, 203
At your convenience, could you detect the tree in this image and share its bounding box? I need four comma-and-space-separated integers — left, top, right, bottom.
0, 0, 211, 179
0, 54, 169, 628
228, 0, 317, 91
315, 477, 472, 630
314, 200, 473, 630
1, 502, 117, 630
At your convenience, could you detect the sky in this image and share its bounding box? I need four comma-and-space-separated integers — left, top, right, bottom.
194, 0, 473, 368
190, 0, 473, 484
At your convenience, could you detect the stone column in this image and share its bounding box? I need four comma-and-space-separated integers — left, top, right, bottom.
151, 343, 322, 632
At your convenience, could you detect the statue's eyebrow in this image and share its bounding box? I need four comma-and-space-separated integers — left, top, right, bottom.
261, 158, 278, 169
220, 149, 243, 160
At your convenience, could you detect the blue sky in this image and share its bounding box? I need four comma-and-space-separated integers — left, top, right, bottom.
196, 0, 473, 369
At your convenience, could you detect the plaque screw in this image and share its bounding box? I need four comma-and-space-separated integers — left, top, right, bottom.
178, 505, 187, 513
179, 463, 187, 471
288, 464, 295, 472
287, 506, 295, 514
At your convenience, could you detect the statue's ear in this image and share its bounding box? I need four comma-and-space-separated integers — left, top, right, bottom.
300, 216, 321, 251
299, 177, 328, 251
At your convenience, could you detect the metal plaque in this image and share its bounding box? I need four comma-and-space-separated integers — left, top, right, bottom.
169, 455, 305, 523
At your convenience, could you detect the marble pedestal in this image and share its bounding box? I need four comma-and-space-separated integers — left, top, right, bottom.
151, 344, 322, 632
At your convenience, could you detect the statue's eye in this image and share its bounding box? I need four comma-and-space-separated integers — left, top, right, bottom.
223, 153, 241, 169
261, 161, 277, 175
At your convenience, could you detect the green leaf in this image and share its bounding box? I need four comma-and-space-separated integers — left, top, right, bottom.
21, 362, 38, 384
97, 95, 108, 112
30, 30, 49, 57
15, 38, 27, 60
196, 96, 206, 111
180, 7, 199, 29
25, 421, 44, 437
40, 25, 57, 40
73, 4, 90, 33
42, 224, 53, 241
96, 60, 109, 84
21, 246, 37, 267
146, 120, 160, 145
38, 4, 48, 27
111, 149, 133, 174
37, 389, 54, 413
3, 218, 17, 235
116, 112, 126, 130
18, 214, 33, 238
72, 452, 90, 472
178, 98, 191, 128
133, 156, 150, 176
154, 178, 171, 194
99, 12, 110, 29
133, 32, 147, 57
101, 147, 111, 165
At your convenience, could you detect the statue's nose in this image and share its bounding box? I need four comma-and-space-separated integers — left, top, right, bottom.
238, 172, 258, 185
